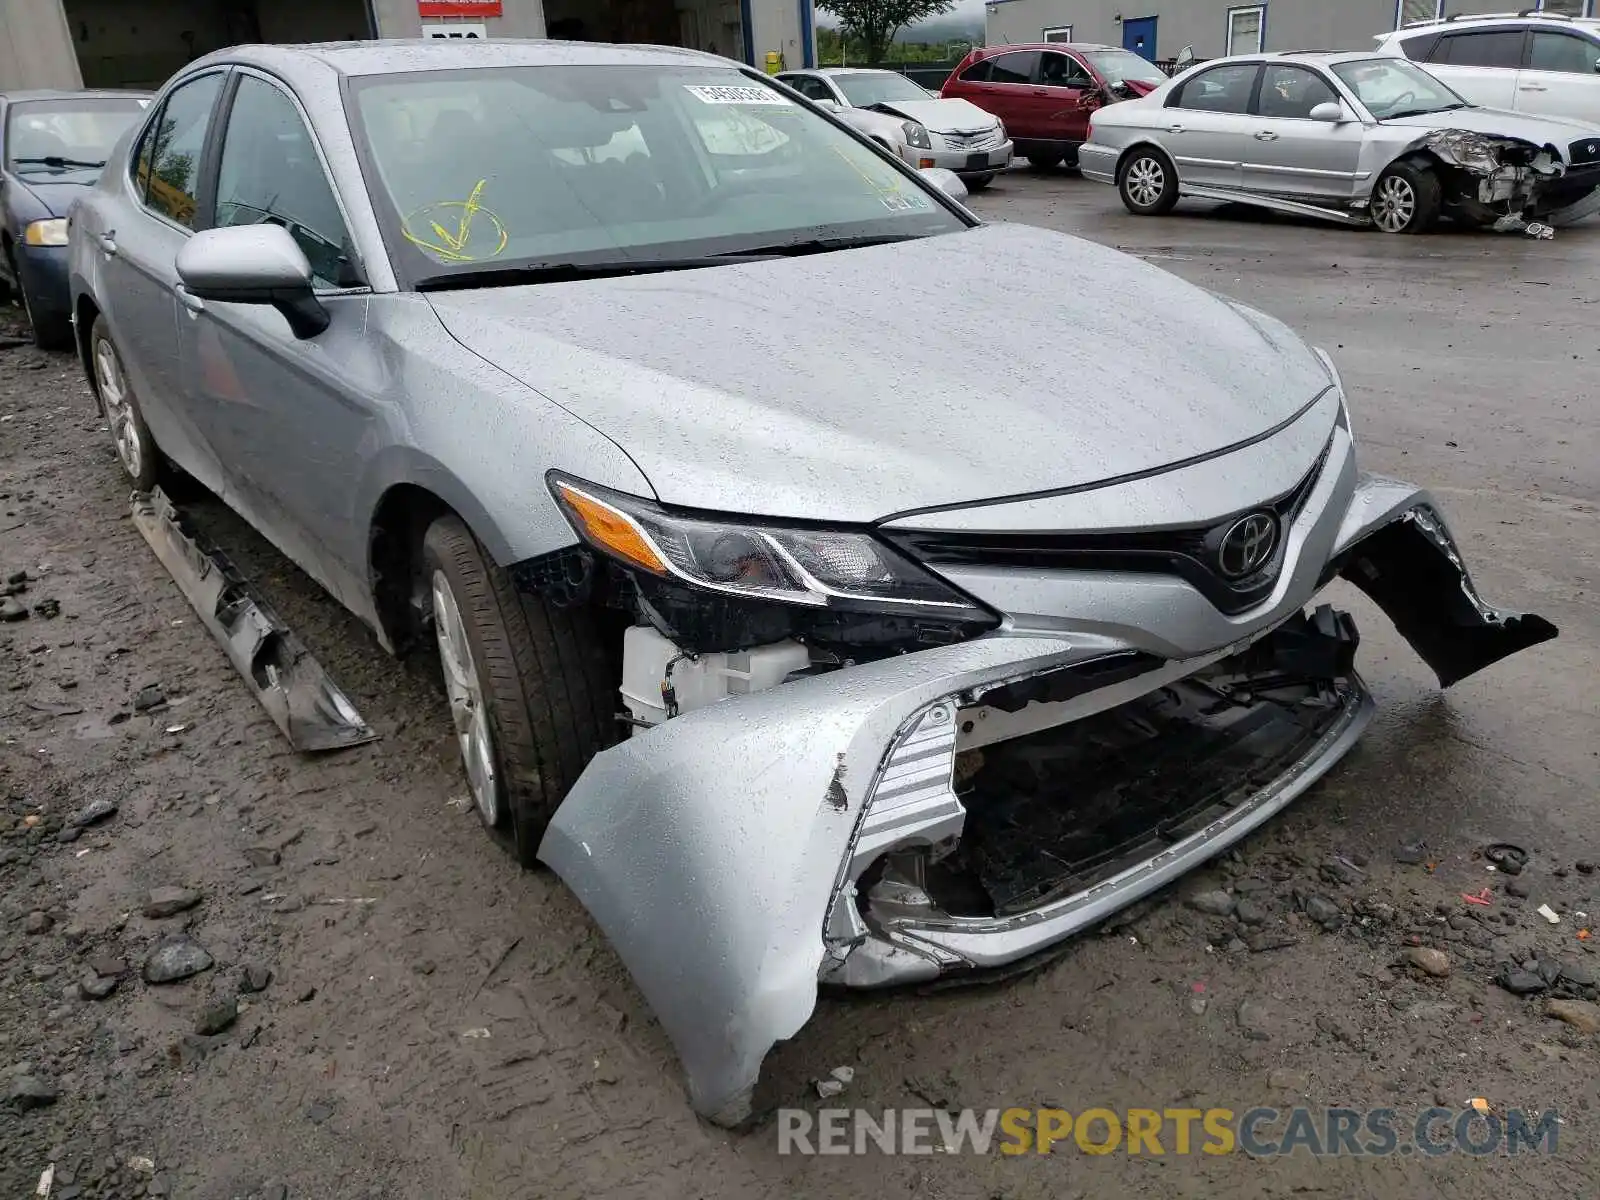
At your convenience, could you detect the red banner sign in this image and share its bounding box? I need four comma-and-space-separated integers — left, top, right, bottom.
418, 1, 502, 16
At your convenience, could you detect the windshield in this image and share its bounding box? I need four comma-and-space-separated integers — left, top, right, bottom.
347, 64, 965, 287
1331, 58, 1466, 119
4, 97, 148, 177
1081, 49, 1168, 86
832, 71, 935, 108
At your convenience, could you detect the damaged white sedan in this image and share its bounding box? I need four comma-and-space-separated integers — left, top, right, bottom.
69, 40, 1557, 1129
1081, 51, 1600, 233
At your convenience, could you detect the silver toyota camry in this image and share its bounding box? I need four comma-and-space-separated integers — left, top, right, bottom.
68, 39, 1555, 1126
1080, 50, 1600, 232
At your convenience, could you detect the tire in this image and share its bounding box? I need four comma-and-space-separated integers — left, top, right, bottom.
1370, 161, 1441, 234
87, 315, 160, 491
1118, 147, 1179, 216
1027, 152, 1063, 170
964, 173, 995, 192
422, 514, 619, 866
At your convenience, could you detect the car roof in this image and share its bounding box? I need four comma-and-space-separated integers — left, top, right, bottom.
1383, 12, 1600, 38
0, 88, 152, 103
182, 37, 729, 82
1197, 49, 1412, 68
979, 42, 1121, 53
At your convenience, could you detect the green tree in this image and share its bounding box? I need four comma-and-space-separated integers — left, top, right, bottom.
816, 0, 957, 65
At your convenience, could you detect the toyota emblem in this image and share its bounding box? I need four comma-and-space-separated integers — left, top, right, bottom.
1216, 513, 1279, 579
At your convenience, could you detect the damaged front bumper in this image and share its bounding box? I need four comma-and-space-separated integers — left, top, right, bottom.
538, 473, 1555, 1126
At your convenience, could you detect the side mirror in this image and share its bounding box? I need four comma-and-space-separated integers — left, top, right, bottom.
1309, 101, 1346, 123
175, 224, 329, 339
919, 166, 969, 201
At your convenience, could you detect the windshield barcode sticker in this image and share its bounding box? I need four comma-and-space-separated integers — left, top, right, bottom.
685, 84, 791, 106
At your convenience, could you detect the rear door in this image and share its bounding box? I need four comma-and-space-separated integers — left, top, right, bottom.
1243, 63, 1365, 200
1162, 62, 1261, 189
1033, 50, 1100, 144
949, 51, 1040, 136
1419, 27, 1526, 109
1516, 29, 1600, 121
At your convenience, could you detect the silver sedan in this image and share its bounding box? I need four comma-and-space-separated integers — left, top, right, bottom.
1080, 51, 1600, 233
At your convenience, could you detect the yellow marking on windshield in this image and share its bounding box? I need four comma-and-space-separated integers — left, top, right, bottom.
401, 179, 510, 262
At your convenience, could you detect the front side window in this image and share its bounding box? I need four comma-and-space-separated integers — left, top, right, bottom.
793, 76, 838, 103
1431, 30, 1525, 69
1333, 57, 1467, 118
832, 71, 933, 107
138, 73, 225, 229
986, 52, 1040, 84
1529, 31, 1600, 73
1258, 65, 1338, 119
346, 65, 967, 287
1038, 52, 1093, 88
4, 96, 148, 178
214, 75, 354, 289
1172, 63, 1259, 113
1227, 6, 1266, 56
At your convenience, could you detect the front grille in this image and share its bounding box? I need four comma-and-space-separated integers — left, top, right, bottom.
883, 444, 1331, 618
940, 128, 1003, 152
1570, 138, 1600, 168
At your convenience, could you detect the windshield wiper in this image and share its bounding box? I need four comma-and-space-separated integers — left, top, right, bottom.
10, 156, 106, 169
732, 232, 927, 257
1384, 103, 1467, 120
415, 253, 778, 291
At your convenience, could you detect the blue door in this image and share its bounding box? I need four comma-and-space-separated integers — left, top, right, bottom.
1122, 16, 1158, 60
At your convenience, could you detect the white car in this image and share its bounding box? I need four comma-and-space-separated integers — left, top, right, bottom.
777, 67, 1013, 189
1374, 12, 1600, 124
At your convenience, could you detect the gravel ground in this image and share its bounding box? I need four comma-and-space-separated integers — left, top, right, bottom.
2, 170, 1597, 1199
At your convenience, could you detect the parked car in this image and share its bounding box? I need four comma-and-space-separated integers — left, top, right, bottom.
1080, 51, 1600, 233
1374, 12, 1600, 124
0, 88, 150, 347
70, 39, 1554, 1127
776, 67, 1012, 189
941, 42, 1169, 168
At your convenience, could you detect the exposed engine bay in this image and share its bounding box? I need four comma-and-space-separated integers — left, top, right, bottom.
1414, 128, 1600, 234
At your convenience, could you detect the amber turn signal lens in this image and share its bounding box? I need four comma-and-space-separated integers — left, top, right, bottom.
554, 482, 668, 575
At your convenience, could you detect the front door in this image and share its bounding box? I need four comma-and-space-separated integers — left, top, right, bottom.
1123, 16, 1158, 62
177, 70, 377, 611
97, 71, 229, 494
1034, 50, 1100, 145
1516, 29, 1600, 122
1243, 64, 1366, 201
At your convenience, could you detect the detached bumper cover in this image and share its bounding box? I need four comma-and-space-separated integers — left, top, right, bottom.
539, 473, 1555, 1124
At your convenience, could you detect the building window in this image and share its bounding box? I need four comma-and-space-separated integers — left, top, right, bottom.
1537, 0, 1592, 15
1226, 5, 1265, 55
1395, 0, 1444, 26
1043, 25, 1073, 42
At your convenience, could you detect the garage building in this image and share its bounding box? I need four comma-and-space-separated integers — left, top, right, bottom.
0, 0, 817, 91
985, 0, 1594, 62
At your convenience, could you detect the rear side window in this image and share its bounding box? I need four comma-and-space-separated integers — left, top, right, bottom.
987, 51, 1041, 84
1397, 33, 1440, 61
1431, 30, 1525, 69
1529, 31, 1600, 73
1171, 63, 1260, 113
135, 72, 224, 229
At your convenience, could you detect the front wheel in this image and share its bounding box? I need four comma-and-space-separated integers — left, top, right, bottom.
422, 514, 619, 866
1118, 148, 1179, 216
1370, 162, 1440, 234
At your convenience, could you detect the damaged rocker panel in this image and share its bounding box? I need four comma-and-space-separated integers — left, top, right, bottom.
131, 488, 378, 752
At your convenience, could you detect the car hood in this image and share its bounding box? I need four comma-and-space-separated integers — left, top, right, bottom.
865, 97, 998, 134
1383, 105, 1600, 144
427, 222, 1335, 524
6, 174, 97, 217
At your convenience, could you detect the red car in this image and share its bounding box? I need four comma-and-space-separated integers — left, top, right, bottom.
941, 43, 1168, 169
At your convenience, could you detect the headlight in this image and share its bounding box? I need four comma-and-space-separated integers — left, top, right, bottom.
994, 118, 1006, 139
550, 476, 985, 615
24, 218, 68, 247
901, 121, 932, 150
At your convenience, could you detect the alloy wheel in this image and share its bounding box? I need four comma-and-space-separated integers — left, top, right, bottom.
93, 334, 145, 481
1125, 157, 1166, 209
431, 569, 502, 826
1372, 175, 1416, 233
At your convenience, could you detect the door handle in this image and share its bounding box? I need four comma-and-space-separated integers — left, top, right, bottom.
1520, 84, 1548, 91
1254, 131, 1280, 141
1167, 124, 1186, 133
174, 286, 205, 315
95, 232, 118, 256
1031, 88, 1048, 96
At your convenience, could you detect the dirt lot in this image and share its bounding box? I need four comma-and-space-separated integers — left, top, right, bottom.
2, 171, 1598, 1200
